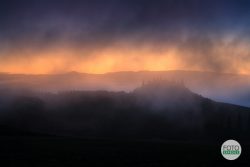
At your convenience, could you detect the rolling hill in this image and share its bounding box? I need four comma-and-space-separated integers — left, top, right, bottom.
0, 80, 249, 140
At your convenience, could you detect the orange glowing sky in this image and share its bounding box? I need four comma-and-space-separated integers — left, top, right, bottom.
0, 44, 180, 74
0, 39, 250, 75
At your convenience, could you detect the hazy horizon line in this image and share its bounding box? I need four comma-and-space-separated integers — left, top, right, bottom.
1, 69, 250, 76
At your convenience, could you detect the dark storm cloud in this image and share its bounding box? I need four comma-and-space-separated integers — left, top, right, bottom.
1, 0, 250, 45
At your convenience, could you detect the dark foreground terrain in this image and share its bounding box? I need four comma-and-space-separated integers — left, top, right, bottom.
1, 136, 250, 167
0, 81, 250, 166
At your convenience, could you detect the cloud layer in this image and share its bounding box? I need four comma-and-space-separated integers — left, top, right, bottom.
1, 0, 250, 74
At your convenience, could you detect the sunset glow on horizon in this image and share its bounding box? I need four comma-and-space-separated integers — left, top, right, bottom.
1, 40, 250, 75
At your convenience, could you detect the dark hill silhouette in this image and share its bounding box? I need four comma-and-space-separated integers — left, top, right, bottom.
0, 80, 249, 141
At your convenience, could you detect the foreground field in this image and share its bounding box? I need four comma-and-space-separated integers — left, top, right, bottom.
0, 136, 249, 167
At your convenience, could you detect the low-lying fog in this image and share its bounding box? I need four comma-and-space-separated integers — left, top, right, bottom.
0, 79, 249, 140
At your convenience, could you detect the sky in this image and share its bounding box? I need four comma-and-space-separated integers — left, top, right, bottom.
1, 0, 250, 74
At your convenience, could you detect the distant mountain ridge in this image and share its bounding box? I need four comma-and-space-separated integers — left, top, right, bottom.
0, 70, 250, 107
